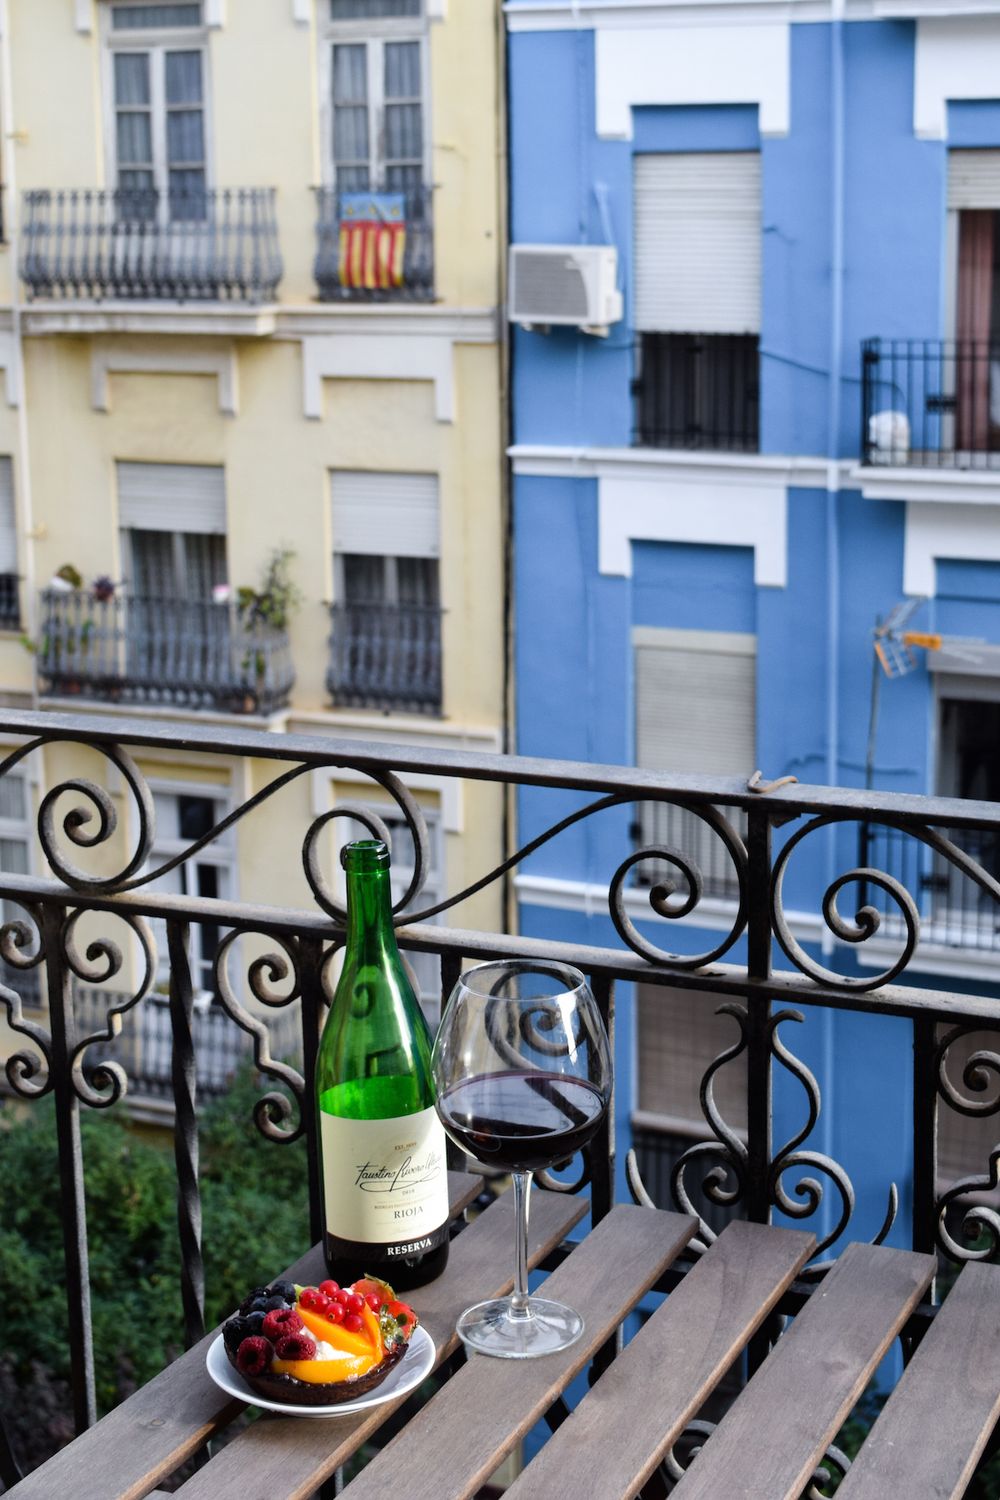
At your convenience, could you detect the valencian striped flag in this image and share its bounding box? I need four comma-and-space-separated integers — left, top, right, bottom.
338, 192, 407, 291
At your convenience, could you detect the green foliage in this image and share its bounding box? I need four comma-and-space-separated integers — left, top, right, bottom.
236, 548, 302, 632
0, 1065, 309, 1468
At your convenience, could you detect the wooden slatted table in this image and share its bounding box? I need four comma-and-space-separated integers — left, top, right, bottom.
11, 1204, 1000, 1500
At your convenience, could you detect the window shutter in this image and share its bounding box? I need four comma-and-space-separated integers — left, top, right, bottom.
117, 462, 226, 534
633, 153, 761, 334
636, 985, 747, 1129
948, 151, 1000, 210
635, 628, 756, 776
331, 470, 439, 558
0, 459, 16, 572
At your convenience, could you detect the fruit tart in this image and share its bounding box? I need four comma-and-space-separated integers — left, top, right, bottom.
222, 1275, 419, 1407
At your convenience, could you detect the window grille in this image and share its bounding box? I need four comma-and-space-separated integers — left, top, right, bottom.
331, 0, 420, 18
111, 4, 202, 29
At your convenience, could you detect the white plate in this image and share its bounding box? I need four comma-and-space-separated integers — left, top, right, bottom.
205, 1324, 435, 1418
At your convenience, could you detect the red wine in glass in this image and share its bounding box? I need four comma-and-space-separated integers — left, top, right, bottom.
437, 1070, 607, 1173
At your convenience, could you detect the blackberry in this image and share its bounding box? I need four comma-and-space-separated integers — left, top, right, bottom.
223, 1316, 250, 1354
239, 1285, 269, 1315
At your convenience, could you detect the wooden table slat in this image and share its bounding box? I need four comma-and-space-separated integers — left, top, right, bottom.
171, 1186, 588, 1500
835, 1259, 1000, 1500
504, 1219, 817, 1500
340, 1204, 698, 1500
670, 1240, 936, 1500
5, 1170, 484, 1500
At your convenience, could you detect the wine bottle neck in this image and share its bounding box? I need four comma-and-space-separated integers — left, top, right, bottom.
344, 864, 398, 956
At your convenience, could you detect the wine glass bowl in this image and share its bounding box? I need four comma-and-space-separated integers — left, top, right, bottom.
432, 960, 612, 1358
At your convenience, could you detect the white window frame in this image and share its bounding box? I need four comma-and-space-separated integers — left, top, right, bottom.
318, 3, 431, 192
0, 767, 40, 1006
145, 780, 236, 1001
99, 0, 214, 222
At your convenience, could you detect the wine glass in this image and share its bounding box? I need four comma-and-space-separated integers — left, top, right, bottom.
432, 959, 612, 1359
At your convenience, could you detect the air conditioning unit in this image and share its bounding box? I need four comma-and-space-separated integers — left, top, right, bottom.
508, 245, 623, 334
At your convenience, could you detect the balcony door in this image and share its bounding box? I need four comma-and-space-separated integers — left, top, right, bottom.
948, 152, 1000, 456
105, 1, 210, 224
325, 0, 428, 193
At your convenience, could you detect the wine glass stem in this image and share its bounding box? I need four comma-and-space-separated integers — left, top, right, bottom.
510, 1170, 533, 1319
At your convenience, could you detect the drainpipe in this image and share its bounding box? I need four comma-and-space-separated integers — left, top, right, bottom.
819, 0, 847, 1214
0, 0, 38, 706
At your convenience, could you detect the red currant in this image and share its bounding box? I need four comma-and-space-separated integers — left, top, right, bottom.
342, 1312, 363, 1333
332, 1289, 349, 1305
299, 1287, 321, 1311
345, 1291, 365, 1314
319, 1279, 339, 1297
326, 1301, 346, 1324
365, 1291, 384, 1312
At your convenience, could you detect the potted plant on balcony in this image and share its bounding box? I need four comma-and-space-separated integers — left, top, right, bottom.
234, 549, 301, 711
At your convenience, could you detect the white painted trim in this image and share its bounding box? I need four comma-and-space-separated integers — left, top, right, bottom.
0, 331, 20, 407
285, 708, 503, 752
903, 499, 1000, 595
205, 0, 225, 24
90, 345, 238, 414
504, 1, 1000, 27
76, 0, 93, 33
597, 469, 787, 585
301, 333, 454, 421
856, 464, 1000, 506
595, 22, 789, 139
914, 17, 1000, 140
280, 306, 498, 340
426, 0, 447, 16
292, 0, 310, 20
510, 443, 852, 490
310, 765, 462, 835
21, 302, 277, 338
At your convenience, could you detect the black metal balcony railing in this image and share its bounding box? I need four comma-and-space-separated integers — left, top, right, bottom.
860, 820, 1000, 952
0, 572, 19, 630
4, 710, 1000, 1489
327, 599, 442, 714
313, 185, 433, 302
862, 337, 1000, 469
633, 332, 760, 452
19, 188, 283, 302
36, 589, 295, 715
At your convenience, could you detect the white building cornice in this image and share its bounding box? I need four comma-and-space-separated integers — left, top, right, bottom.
510, 443, 855, 490
854, 464, 1000, 506
21, 302, 279, 339
504, 1, 1000, 29
275, 305, 498, 342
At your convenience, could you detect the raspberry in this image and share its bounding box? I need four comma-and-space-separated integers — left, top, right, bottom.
275, 1332, 316, 1361
235, 1336, 272, 1377
262, 1308, 303, 1341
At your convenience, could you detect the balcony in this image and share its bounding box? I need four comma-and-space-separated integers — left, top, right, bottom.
37, 589, 294, 715
19, 188, 283, 302
3, 710, 1000, 1490
313, 185, 433, 302
861, 337, 1000, 470
633, 333, 760, 452
326, 599, 442, 714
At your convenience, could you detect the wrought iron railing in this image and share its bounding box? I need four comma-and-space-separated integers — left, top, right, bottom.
1, 710, 1000, 1487
633, 332, 760, 452
37, 590, 295, 714
19, 188, 283, 302
861, 337, 1000, 469
860, 820, 1000, 952
313, 185, 433, 302
327, 599, 442, 714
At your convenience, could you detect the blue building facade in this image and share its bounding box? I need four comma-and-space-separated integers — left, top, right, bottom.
506, 2, 1000, 1253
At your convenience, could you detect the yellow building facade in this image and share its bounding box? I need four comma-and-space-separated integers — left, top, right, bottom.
0, 0, 507, 1068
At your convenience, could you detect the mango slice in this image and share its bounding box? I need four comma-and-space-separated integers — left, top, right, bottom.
298, 1302, 382, 1360
272, 1350, 376, 1383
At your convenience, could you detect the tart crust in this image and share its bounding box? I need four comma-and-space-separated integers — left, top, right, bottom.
226, 1337, 408, 1406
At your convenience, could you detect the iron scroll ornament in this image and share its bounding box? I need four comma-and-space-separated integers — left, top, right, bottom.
934, 1023, 1000, 1264
0, 900, 49, 1097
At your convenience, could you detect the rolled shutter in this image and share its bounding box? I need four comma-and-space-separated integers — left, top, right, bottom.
0, 459, 16, 572
635, 628, 756, 775
636, 984, 747, 1129
331, 470, 439, 558
634, 152, 761, 334
117, 462, 226, 534
948, 150, 1000, 210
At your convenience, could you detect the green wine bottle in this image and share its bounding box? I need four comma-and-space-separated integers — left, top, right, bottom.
316, 838, 449, 1290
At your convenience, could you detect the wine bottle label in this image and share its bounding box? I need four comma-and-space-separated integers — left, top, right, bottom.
321, 1105, 449, 1249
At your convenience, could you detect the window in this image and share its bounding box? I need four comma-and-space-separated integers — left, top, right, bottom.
633, 627, 756, 901
106, 2, 208, 221
633, 153, 761, 451
948, 152, 1000, 454
328, 471, 442, 713
146, 790, 233, 999
325, 1, 427, 193
0, 458, 18, 630
118, 462, 227, 599
0, 773, 38, 1004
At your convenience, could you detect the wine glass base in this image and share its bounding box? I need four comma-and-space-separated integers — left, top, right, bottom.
456, 1296, 584, 1359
